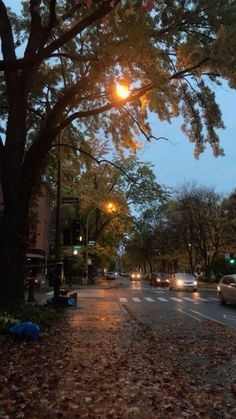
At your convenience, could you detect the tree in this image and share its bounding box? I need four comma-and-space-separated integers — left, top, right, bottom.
166, 183, 227, 275
1, 0, 236, 309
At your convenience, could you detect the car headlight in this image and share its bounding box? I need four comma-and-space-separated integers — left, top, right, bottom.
166, 279, 169, 283
157, 278, 161, 282
217, 285, 220, 292
137, 274, 140, 278
131, 274, 135, 278
194, 281, 198, 285
177, 279, 183, 286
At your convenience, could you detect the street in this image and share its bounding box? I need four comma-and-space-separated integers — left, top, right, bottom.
76, 277, 236, 330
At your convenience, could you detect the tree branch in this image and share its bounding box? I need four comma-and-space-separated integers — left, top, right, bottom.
52, 142, 137, 184
0, 0, 18, 91
0, 1, 16, 61
24, 0, 44, 58
0, 0, 121, 71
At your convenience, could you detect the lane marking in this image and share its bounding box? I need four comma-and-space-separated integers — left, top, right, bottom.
177, 309, 202, 322
190, 310, 228, 327
170, 297, 183, 302
223, 314, 236, 320
156, 297, 168, 302
132, 297, 141, 302
208, 297, 218, 301
145, 297, 155, 302
119, 297, 128, 302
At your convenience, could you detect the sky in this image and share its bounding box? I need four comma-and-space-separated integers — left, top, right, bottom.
138, 83, 236, 196
5, 1, 236, 196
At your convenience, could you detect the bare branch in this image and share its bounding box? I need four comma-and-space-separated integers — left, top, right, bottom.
51, 142, 138, 184
121, 105, 178, 145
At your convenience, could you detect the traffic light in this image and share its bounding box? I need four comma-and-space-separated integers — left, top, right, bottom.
229, 254, 236, 264
71, 219, 83, 247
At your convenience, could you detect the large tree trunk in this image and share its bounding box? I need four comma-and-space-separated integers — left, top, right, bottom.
0, 183, 31, 312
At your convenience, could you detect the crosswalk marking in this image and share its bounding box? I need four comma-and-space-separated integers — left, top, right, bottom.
170, 297, 183, 302
194, 297, 208, 302
119, 297, 128, 302
157, 297, 168, 302
183, 297, 195, 301
118, 296, 218, 304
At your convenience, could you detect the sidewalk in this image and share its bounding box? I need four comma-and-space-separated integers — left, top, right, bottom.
1, 297, 236, 418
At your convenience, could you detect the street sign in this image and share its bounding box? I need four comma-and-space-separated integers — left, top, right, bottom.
62, 197, 79, 204
224, 253, 230, 260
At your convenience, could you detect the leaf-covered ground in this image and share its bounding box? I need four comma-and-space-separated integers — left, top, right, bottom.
0, 299, 236, 418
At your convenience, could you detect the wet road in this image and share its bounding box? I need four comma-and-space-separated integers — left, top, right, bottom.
77, 277, 236, 330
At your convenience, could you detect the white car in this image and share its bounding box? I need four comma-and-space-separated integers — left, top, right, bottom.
169, 273, 198, 292
217, 274, 236, 305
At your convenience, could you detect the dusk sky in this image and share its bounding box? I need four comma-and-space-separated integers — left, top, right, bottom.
7, 1, 236, 196
139, 82, 236, 196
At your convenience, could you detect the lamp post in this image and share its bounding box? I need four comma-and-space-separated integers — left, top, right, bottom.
85, 208, 95, 285
85, 201, 117, 284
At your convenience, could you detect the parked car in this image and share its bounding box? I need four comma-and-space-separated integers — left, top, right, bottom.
150, 272, 169, 287
169, 272, 198, 292
106, 271, 118, 280
143, 272, 151, 281
24, 276, 41, 290
217, 274, 236, 305
129, 271, 143, 280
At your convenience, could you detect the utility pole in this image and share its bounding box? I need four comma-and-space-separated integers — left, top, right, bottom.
54, 132, 62, 299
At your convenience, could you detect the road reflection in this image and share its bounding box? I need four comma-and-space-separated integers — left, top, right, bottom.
130, 280, 142, 290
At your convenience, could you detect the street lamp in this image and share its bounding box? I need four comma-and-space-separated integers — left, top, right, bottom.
115, 83, 130, 99
105, 201, 117, 213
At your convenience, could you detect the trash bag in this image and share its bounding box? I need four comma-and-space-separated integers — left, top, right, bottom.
68, 298, 77, 306
9, 321, 40, 341
46, 296, 77, 307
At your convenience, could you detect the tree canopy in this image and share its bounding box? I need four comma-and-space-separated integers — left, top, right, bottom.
1, 0, 236, 309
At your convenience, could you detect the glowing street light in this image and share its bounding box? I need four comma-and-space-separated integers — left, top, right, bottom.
115, 83, 130, 99
106, 201, 117, 213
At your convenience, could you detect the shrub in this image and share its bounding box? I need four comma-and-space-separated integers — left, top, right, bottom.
0, 305, 61, 334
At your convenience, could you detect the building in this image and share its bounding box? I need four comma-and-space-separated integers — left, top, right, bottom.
0, 181, 53, 278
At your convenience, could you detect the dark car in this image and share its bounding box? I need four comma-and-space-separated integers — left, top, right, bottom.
106, 271, 118, 280
24, 276, 41, 290
150, 272, 169, 287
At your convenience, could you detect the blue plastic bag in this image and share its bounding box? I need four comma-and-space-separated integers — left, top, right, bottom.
9, 321, 40, 341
